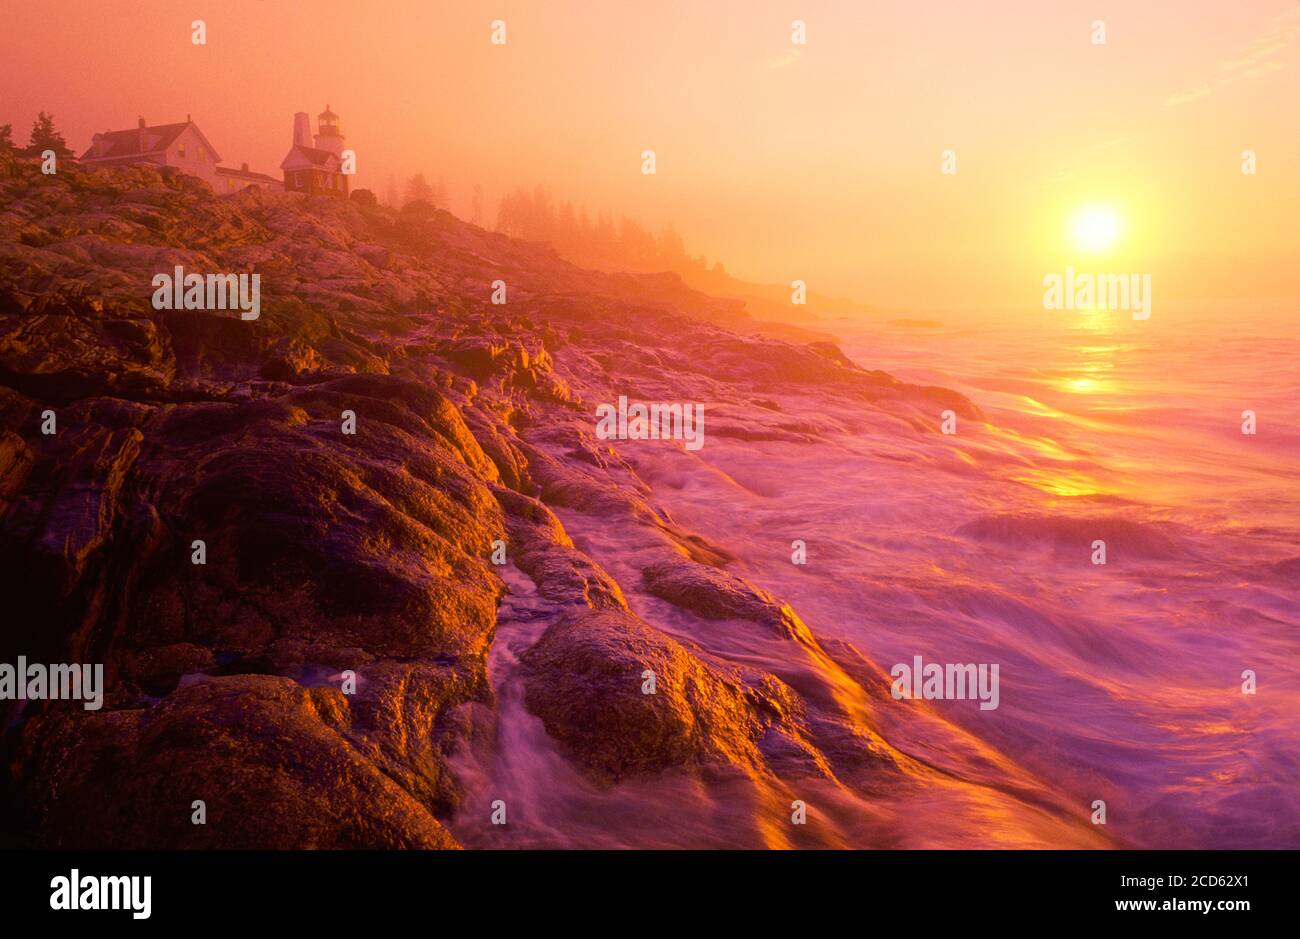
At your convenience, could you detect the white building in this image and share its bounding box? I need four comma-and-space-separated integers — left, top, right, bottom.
279, 106, 350, 198
80, 116, 278, 193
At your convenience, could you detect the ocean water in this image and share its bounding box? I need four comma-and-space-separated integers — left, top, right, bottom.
738, 309, 1299, 847
451, 307, 1300, 848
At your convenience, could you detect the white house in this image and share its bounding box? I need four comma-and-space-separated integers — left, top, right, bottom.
80, 117, 277, 193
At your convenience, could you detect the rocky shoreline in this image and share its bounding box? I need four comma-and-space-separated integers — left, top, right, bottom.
0, 162, 1101, 848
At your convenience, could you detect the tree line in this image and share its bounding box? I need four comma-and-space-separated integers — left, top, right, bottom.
0, 112, 74, 159
493, 184, 714, 276
393, 173, 715, 276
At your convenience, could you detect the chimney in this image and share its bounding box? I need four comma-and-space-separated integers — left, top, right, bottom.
241, 162, 249, 172
293, 112, 311, 148
138, 116, 146, 129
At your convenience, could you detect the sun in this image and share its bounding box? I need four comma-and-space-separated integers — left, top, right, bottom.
1070, 205, 1122, 254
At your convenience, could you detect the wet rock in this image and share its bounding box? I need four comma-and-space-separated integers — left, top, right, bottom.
118, 642, 217, 697
258, 336, 324, 381
343, 660, 490, 817
641, 557, 817, 643
520, 609, 813, 783
11, 676, 459, 849
497, 487, 628, 611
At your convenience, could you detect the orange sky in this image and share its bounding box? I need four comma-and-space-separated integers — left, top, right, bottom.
3, 0, 1298, 315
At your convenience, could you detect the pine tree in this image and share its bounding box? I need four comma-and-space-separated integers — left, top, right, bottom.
27, 112, 72, 158
471, 184, 483, 226
405, 173, 434, 208
0, 124, 14, 177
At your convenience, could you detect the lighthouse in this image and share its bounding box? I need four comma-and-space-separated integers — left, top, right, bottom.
280, 105, 350, 198
313, 105, 345, 159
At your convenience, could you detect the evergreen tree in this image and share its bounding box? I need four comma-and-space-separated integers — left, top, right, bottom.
27, 112, 72, 158
350, 188, 379, 208
405, 173, 434, 208
0, 124, 14, 177
471, 184, 483, 226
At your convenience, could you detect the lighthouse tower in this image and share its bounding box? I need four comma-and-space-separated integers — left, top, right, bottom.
313, 105, 345, 159
280, 104, 350, 198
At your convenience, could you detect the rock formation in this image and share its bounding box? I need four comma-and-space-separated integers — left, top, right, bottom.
0, 162, 1103, 849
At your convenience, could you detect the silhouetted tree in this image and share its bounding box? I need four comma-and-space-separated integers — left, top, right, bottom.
405, 173, 433, 208
26, 112, 71, 158
657, 224, 687, 263
350, 188, 379, 208
0, 124, 14, 177
471, 184, 484, 226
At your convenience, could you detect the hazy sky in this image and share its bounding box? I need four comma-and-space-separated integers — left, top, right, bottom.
3, 0, 1298, 314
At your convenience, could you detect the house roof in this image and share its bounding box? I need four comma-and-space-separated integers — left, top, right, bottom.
280, 144, 340, 170
80, 120, 223, 164
215, 165, 280, 184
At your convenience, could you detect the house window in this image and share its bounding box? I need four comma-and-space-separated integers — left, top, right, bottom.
177, 142, 186, 158
197, 148, 205, 162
